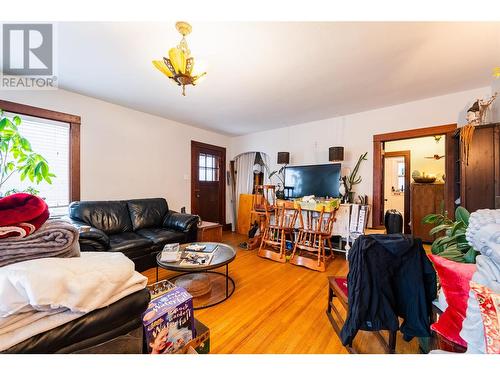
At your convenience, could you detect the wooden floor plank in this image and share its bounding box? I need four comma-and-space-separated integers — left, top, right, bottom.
142, 232, 421, 354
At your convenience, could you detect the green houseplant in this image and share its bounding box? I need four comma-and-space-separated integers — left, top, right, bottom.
422, 205, 477, 263
343, 152, 367, 203
0, 110, 55, 197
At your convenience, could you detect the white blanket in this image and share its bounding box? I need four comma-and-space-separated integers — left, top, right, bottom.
0, 252, 148, 351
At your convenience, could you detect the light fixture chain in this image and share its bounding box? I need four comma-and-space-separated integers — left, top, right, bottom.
177, 36, 191, 58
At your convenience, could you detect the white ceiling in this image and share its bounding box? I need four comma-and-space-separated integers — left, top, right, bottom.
55, 22, 500, 136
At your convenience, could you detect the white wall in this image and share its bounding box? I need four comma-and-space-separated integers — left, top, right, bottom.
230, 86, 492, 224
0, 89, 232, 220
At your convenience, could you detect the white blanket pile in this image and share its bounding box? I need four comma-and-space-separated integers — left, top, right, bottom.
0, 252, 148, 351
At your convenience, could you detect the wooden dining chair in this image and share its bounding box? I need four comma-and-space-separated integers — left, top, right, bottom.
258, 200, 298, 263
252, 185, 276, 212
247, 185, 277, 250
289, 206, 336, 272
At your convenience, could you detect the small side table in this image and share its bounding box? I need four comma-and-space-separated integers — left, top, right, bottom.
197, 221, 223, 242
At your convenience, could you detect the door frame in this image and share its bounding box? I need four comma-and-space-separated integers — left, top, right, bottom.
191, 140, 226, 225
383, 151, 411, 233
372, 123, 457, 228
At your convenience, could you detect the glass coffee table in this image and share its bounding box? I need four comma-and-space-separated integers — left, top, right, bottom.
156, 242, 236, 309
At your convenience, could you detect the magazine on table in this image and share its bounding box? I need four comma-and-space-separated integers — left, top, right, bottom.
160, 243, 181, 263
184, 243, 219, 253
180, 251, 215, 267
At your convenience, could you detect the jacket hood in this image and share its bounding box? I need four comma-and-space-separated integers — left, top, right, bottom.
369, 234, 415, 257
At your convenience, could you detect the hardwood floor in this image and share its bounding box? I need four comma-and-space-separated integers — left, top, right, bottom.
142, 232, 421, 354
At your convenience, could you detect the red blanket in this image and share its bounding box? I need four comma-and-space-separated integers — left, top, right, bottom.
0, 193, 49, 239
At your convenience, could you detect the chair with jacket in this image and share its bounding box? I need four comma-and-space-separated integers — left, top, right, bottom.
326, 234, 437, 353
68, 198, 199, 272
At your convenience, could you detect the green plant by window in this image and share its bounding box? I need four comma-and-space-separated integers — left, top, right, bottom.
422, 204, 477, 263
0, 110, 55, 196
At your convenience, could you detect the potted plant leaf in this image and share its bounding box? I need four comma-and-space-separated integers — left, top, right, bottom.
0, 110, 55, 197
344, 152, 367, 203
422, 205, 477, 264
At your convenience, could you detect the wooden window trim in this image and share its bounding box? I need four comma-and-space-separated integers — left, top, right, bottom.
0, 99, 81, 201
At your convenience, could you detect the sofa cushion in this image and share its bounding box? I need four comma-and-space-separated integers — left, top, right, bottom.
429, 254, 476, 348
136, 228, 186, 246
127, 198, 169, 231
69, 201, 133, 235
109, 232, 155, 258
2, 288, 150, 353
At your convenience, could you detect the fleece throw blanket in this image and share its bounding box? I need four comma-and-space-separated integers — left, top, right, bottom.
0, 193, 49, 239
0, 252, 148, 350
0, 220, 80, 267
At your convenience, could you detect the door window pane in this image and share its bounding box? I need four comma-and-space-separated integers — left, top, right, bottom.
199, 167, 206, 181
198, 153, 219, 182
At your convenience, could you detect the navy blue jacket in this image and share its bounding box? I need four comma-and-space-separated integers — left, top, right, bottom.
340, 234, 437, 346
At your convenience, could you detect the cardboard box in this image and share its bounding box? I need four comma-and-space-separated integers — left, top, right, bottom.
142, 283, 195, 354
174, 319, 210, 354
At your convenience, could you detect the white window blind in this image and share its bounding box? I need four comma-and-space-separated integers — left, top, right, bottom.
2, 112, 70, 216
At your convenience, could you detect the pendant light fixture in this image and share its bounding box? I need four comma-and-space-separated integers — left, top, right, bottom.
152, 22, 207, 96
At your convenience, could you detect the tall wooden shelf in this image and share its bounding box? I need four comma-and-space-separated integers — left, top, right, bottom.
410, 183, 444, 243
454, 122, 500, 212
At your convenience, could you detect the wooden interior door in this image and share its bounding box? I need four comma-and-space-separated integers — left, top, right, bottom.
191, 141, 226, 225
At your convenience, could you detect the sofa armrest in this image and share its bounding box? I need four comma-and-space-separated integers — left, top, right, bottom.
162, 211, 199, 234
67, 218, 111, 251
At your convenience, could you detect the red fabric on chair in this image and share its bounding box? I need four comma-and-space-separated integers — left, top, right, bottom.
428, 254, 476, 348
0, 193, 49, 239
334, 277, 348, 297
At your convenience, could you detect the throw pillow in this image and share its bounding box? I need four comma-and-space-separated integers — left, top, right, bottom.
428, 254, 476, 347
470, 282, 500, 354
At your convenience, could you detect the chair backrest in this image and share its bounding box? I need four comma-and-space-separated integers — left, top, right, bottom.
264, 200, 298, 230
297, 205, 336, 235
253, 185, 276, 212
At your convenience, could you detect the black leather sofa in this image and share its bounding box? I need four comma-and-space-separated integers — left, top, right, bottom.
3, 288, 150, 354
68, 198, 199, 272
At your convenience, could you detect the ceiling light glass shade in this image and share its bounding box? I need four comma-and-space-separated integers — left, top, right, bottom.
494, 67, 500, 79
153, 22, 206, 96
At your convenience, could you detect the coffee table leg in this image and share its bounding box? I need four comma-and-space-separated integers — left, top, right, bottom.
225, 264, 229, 298
156, 266, 159, 282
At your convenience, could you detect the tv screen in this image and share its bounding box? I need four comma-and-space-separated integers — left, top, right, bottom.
284, 163, 340, 198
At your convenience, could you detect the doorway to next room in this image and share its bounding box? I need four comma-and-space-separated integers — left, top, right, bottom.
373, 124, 457, 242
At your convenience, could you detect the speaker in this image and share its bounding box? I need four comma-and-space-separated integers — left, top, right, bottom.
329, 147, 344, 162
277, 152, 290, 165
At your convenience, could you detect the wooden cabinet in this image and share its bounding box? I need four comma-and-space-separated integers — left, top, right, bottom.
237, 194, 254, 235
197, 221, 223, 242
458, 123, 500, 212
410, 183, 444, 243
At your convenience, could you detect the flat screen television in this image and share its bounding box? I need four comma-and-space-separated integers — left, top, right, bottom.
284, 163, 341, 199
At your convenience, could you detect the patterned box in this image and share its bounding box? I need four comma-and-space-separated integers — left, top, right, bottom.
142, 284, 195, 354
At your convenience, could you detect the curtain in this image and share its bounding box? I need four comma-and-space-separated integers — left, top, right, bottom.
234, 152, 257, 226
260, 152, 271, 185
